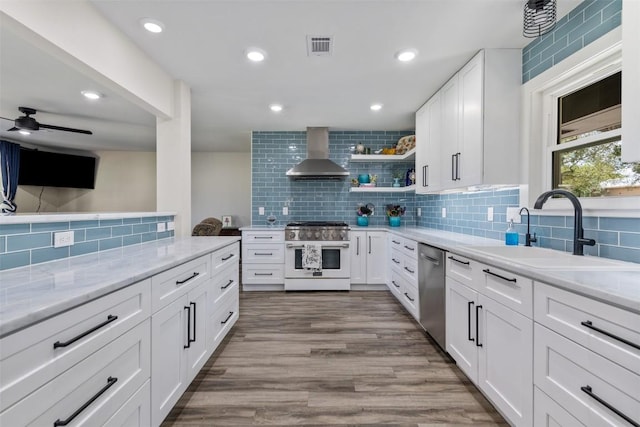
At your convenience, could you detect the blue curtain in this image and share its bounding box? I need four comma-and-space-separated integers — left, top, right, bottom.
0, 140, 20, 215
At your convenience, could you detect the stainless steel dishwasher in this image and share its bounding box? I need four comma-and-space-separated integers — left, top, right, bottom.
418, 243, 446, 350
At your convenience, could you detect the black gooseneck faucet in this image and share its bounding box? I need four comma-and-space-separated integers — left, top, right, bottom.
533, 189, 596, 256
518, 207, 537, 247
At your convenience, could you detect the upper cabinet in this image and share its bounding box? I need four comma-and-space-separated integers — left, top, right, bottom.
415, 49, 521, 193
622, 0, 640, 162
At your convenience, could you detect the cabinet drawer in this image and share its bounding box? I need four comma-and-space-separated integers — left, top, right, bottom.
475, 264, 532, 318
400, 238, 418, 259
446, 252, 475, 288
151, 254, 210, 313
242, 230, 284, 243
401, 256, 418, 286
211, 242, 239, 271
534, 387, 585, 427
243, 244, 284, 263
103, 380, 150, 427
388, 234, 404, 250
212, 262, 240, 305
0, 280, 150, 412
389, 248, 403, 269
213, 290, 239, 348
0, 320, 150, 426
534, 282, 640, 373
388, 268, 404, 298
242, 264, 284, 285
534, 324, 640, 427
400, 281, 419, 320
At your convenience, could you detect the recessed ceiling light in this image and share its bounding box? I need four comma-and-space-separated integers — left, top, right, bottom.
18, 130, 31, 135
246, 49, 266, 62
370, 103, 383, 111
270, 104, 283, 112
140, 18, 164, 33
81, 90, 102, 100
395, 49, 418, 62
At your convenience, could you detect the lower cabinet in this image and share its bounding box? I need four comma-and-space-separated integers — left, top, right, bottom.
350, 230, 387, 285
446, 255, 533, 427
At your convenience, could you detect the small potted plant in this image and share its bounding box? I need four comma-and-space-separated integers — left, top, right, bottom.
386, 204, 405, 227
392, 170, 404, 187
356, 204, 373, 226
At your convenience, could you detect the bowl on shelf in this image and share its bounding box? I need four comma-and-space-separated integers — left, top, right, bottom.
359, 183, 376, 187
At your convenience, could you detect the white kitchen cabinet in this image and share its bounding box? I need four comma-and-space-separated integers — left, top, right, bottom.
416, 91, 442, 194
350, 230, 387, 285
386, 235, 419, 320
445, 253, 533, 427
622, 0, 640, 162
242, 229, 285, 290
417, 49, 520, 192
534, 387, 585, 427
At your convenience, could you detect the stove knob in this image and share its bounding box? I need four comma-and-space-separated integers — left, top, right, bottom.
322, 230, 329, 239
340, 230, 347, 240
288, 231, 296, 240
315, 231, 321, 239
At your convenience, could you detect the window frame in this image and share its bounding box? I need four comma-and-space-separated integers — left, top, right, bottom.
522, 28, 639, 216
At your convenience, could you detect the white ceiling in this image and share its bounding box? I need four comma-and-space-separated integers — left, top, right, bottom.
0, 0, 581, 153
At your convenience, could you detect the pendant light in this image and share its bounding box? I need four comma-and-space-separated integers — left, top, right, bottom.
523, 0, 557, 38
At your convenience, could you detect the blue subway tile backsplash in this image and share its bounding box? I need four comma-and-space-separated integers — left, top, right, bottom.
522, 0, 621, 82
0, 214, 175, 271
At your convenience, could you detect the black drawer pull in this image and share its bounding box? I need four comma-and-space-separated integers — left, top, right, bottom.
254, 252, 273, 256
176, 272, 200, 285
581, 385, 639, 427
404, 292, 415, 302
404, 267, 415, 274
222, 253, 235, 261
53, 376, 117, 426
392, 280, 400, 288
392, 258, 401, 264
404, 245, 415, 251
221, 279, 234, 289
468, 301, 475, 342
392, 240, 401, 245
581, 320, 640, 350
448, 256, 470, 265
482, 269, 516, 283
184, 305, 191, 348
255, 236, 273, 239
53, 315, 118, 349
475, 305, 483, 347
221, 311, 234, 324
190, 302, 197, 343
254, 272, 273, 276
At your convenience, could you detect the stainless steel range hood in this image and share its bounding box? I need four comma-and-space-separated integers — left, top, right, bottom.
286, 127, 349, 180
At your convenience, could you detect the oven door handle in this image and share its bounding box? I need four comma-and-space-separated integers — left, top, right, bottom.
286, 243, 349, 249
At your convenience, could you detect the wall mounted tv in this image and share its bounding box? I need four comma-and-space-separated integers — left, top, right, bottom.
18, 148, 97, 189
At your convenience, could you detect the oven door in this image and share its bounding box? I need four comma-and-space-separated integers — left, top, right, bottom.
285, 241, 350, 279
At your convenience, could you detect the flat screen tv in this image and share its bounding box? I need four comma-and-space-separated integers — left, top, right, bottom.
18, 148, 96, 189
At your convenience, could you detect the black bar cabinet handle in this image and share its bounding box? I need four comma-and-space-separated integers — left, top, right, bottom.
176, 272, 199, 285
254, 252, 273, 256
221, 311, 234, 324
184, 306, 191, 348
468, 301, 475, 342
448, 256, 470, 265
53, 376, 118, 426
581, 385, 639, 427
392, 258, 401, 264
451, 154, 456, 181
190, 302, 197, 343
482, 269, 517, 283
581, 320, 640, 350
475, 305, 482, 347
356, 237, 360, 256
392, 280, 400, 288
404, 292, 415, 302
221, 279, 234, 289
404, 245, 415, 251
222, 254, 235, 261
404, 267, 415, 274
423, 165, 429, 187
254, 273, 273, 276
392, 239, 401, 245
53, 315, 118, 349
455, 153, 461, 180
255, 236, 273, 239
369, 236, 372, 254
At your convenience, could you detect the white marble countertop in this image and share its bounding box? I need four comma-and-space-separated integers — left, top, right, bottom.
0, 236, 239, 337
0, 211, 176, 224
384, 226, 640, 314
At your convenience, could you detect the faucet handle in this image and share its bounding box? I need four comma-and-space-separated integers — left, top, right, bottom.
578, 237, 596, 247
530, 232, 537, 244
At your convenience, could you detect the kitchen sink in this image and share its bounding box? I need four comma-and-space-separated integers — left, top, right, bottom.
462, 245, 640, 271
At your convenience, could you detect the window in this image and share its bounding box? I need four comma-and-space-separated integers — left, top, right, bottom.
551, 71, 640, 198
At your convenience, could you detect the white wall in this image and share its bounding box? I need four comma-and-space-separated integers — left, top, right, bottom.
15, 151, 156, 213
191, 152, 251, 229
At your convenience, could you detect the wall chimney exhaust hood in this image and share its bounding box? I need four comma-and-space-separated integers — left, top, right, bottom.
286, 127, 349, 180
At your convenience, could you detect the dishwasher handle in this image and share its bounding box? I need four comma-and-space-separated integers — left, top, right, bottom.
420, 252, 440, 265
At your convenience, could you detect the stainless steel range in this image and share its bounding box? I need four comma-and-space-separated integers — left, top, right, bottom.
284, 221, 350, 291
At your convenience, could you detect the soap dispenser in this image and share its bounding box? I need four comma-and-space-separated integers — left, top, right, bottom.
505, 219, 519, 246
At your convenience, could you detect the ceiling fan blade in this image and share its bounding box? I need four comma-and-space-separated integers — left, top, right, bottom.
39, 123, 93, 135
7, 127, 19, 132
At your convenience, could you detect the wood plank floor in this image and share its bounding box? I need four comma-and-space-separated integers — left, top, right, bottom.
163, 291, 507, 426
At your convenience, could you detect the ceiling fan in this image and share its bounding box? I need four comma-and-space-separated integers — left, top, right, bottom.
1, 106, 93, 135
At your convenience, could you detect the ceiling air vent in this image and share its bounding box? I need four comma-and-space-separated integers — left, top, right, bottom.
306, 36, 333, 56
